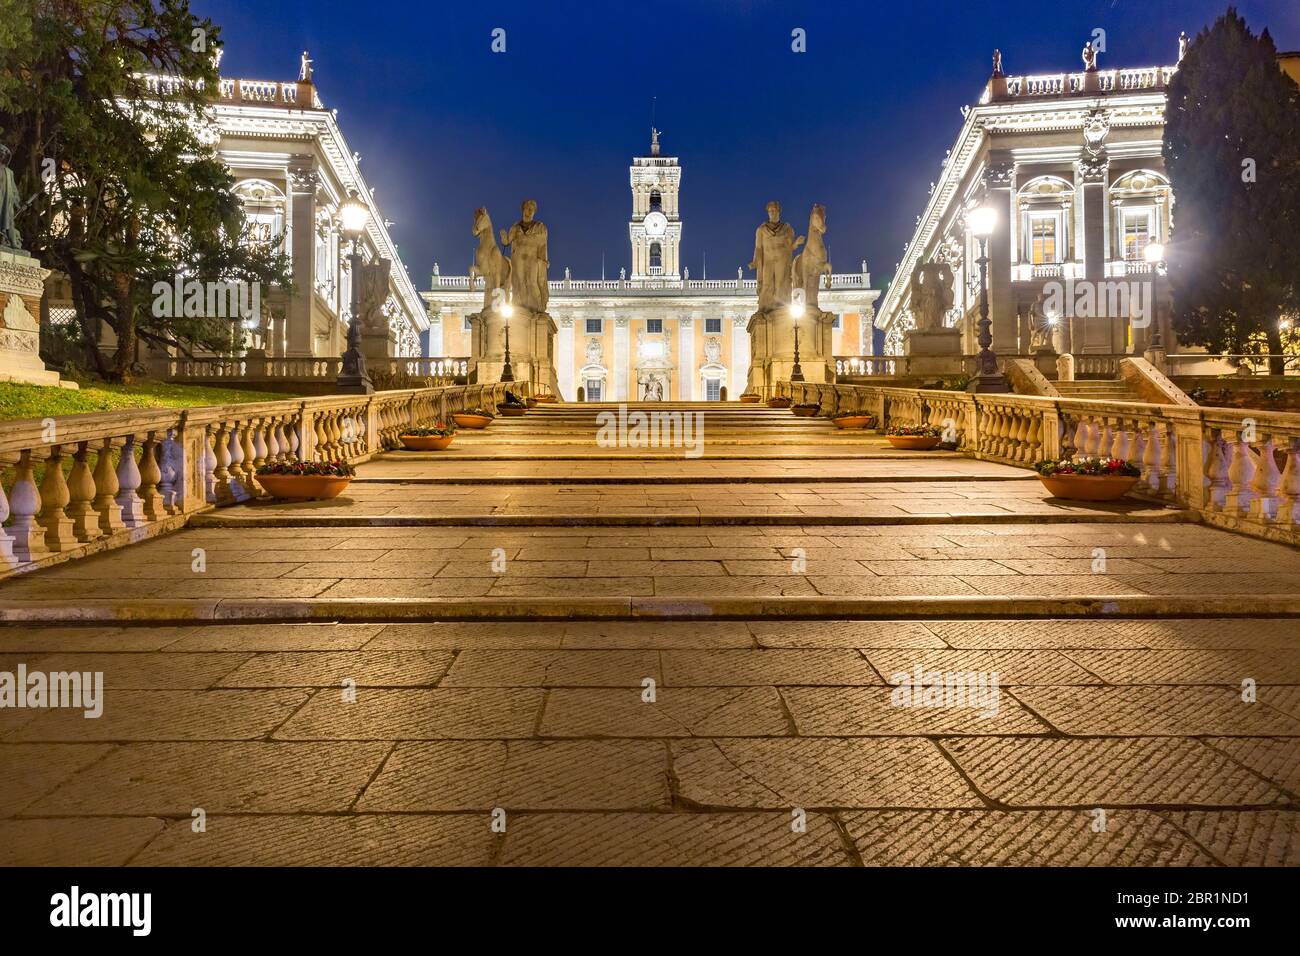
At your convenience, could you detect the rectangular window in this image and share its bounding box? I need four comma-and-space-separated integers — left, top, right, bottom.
705, 379, 721, 402
831, 315, 842, 330
1123, 212, 1151, 261
585, 379, 602, 402
1030, 216, 1058, 265
585, 318, 602, 334
705, 318, 722, 334
462, 316, 473, 332
646, 318, 663, 334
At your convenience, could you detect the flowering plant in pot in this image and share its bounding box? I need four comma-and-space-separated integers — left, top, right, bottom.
1034, 456, 1141, 501
739, 392, 762, 404
453, 407, 495, 429
831, 409, 877, 430
885, 423, 943, 450
791, 401, 821, 417
256, 460, 356, 500
399, 424, 457, 451
766, 395, 793, 408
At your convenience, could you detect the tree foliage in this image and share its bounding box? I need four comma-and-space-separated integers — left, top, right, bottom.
0, 0, 291, 381
1163, 7, 1300, 373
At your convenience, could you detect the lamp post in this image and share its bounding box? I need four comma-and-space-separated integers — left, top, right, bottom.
1143, 242, 1167, 350
499, 296, 515, 383
966, 205, 1008, 393
789, 297, 806, 382
336, 189, 374, 394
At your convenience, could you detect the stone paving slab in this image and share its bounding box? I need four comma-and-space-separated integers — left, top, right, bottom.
782, 686, 1050, 736
865, 648, 1103, 685
1161, 810, 1300, 866
131, 814, 497, 867
271, 688, 543, 740
495, 811, 850, 866
440, 650, 660, 687
26, 741, 392, 815
215, 651, 456, 688
941, 737, 1292, 807
0, 817, 167, 866
672, 738, 981, 809
1009, 686, 1300, 736
538, 687, 791, 738
356, 739, 670, 811
0, 743, 113, 816
842, 809, 1216, 866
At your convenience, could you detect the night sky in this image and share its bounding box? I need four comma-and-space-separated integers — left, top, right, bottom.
198, 0, 1300, 293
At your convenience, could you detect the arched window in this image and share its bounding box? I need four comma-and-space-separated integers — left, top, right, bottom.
649, 242, 662, 275
649, 190, 662, 213
1015, 176, 1074, 266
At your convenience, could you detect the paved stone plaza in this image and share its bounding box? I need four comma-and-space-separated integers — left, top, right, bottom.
1, 405, 1297, 866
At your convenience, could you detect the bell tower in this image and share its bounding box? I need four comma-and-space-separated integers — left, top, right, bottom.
629, 128, 682, 280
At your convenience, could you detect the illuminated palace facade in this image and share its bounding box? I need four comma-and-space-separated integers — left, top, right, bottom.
423, 135, 880, 401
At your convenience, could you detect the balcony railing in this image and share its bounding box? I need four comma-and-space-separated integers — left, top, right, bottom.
998, 66, 1176, 99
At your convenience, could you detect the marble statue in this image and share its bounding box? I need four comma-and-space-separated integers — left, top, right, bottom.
469, 207, 511, 313
792, 203, 831, 312
748, 201, 804, 312
909, 261, 954, 332
704, 337, 722, 365
585, 337, 602, 366
0, 145, 24, 252
356, 258, 392, 332
1179, 32, 1189, 62
643, 375, 664, 401
299, 51, 313, 82
499, 199, 549, 314
1082, 41, 1098, 71
992, 49, 1003, 76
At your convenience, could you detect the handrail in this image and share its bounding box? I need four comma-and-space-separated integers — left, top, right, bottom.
777, 380, 1300, 547
0, 382, 523, 576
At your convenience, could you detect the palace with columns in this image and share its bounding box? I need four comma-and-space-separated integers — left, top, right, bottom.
424, 134, 879, 401
873, 44, 1186, 373
45, 55, 428, 371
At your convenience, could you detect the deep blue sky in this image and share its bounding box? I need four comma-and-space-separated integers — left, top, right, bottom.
198, 0, 1299, 292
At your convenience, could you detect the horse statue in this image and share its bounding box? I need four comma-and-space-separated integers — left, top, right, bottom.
792, 203, 832, 313
469, 207, 512, 313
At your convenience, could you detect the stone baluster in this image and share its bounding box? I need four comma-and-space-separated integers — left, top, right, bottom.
267, 419, 283, 464
0, 463, 15, 567
252, 418, 269, 470
156, 431, 179, 513
137, 432, 165, 521
1203, 430, 1231, 511
1141, 422, 1162, 494
9, 450, 48, 563
37, 444, 77, 551
1225, 430, 1257, 515
1159, 425, 1179, 497
287, 417, 301, 460
208, 423, 229, 502
92, 438, 125, 535
1277, 438, 1300, 526
66, 442, 102, 543
1248, 434, 1282, 522
227, 422, 248, 497
116, 434, 146, 526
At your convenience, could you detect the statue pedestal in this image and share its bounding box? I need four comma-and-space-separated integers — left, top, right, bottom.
0, 250, 76, 389
903, 327, 963, 378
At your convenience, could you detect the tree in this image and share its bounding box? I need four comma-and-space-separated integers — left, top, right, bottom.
1163, 7, 1300, 374
0, 0, 291, 382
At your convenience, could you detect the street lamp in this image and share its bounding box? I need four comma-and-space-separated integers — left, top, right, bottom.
336, 188, 374, 394
1143, 243, 1167, 348
499, 294, 515, 383
966, 204, 1009, 393
789, 296, 806, 382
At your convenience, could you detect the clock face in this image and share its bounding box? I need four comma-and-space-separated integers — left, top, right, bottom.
644, 210, 668, 237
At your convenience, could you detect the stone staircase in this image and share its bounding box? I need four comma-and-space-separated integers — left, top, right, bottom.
1052, 378, 1146, 402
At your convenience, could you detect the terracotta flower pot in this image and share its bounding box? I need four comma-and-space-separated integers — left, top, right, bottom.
400, 434, 455, 451
258, 474, 352, 500
1038, 474, 1139, 501
533, 394, 557, 403
833, 416, 874, 429
887, 435, 941, 450
525, 397, 538, 408
453, 413, 492, 429
497, 404, 527, 417
766, 397, 792, 408
791, 405, 820, 417
739, 394, 762, 404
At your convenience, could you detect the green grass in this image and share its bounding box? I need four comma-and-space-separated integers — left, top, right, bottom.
0, 380, 303, 422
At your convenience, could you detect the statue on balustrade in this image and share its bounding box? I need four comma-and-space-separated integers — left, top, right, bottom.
499, 199, 549, 314
748, 200, 804, 312
792, 203, 832, 313
355, 258, 392, 334
469, 207, 511, 313
908, 261, 954, 331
